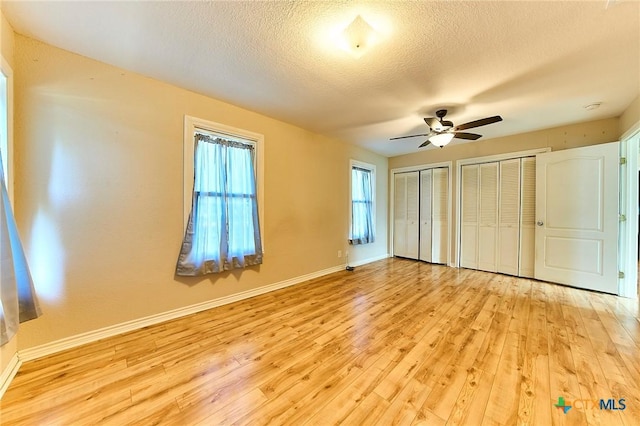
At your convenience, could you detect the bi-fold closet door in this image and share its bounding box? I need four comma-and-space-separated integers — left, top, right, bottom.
420, 168, 448, 264
460, 157, 535, 277
393, 167, 449, 264
393, 172, 419, 259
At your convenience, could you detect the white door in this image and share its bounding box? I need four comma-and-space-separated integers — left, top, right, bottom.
478, 162, 498, 272
393, 172, 419, 259
519, 157, 536, 277
393, 173, 407, 257
461, 164, 479, 269
419, 170, 433, 262
535, 142, 619, 294
497, 159, 521, 275
405, 172, 420, 259
431, 167, 449, 264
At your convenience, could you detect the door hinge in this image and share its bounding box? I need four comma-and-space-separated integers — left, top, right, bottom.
620, 157, 627, 165
619, 271, 625, 279
620, 214, 627, 222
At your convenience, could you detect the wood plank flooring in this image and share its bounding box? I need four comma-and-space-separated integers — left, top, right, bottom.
1, 258, 639, 425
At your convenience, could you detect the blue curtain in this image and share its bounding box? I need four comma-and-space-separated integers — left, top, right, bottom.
176, 135, 262, 276
350, 166, 375, 245
1, 157, 41, 345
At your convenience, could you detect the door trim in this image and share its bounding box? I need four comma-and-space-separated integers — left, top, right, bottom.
620, 131, 639, 298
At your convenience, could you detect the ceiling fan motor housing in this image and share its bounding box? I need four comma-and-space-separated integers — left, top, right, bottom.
435, 109, 453, 130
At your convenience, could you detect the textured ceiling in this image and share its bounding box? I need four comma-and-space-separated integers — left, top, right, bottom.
2, 1, 639, 157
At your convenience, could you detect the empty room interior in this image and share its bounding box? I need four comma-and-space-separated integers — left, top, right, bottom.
1, 1, 640, 425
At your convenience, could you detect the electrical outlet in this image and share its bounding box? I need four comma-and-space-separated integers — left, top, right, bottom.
338, 250, 342, 258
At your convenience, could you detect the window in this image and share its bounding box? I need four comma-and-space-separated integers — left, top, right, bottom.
350, 160, 375, 245
0, 56, 42, 345
0, 56, 12, 197
176, 116, 264, 276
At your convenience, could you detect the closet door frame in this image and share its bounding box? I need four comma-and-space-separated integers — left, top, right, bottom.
455, 148, 549, 268
390, 161, 453, 265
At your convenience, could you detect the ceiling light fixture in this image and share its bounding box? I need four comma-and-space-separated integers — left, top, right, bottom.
429, 133, 455, 148
340, 15, 379, 58
584, 102, 602, 111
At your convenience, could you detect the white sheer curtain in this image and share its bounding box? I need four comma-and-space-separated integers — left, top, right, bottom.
176, 135, 262, 276
1, 156, 41, 345
350, 166, 375, 245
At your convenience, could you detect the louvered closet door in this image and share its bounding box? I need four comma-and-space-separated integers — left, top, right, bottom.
497, 159, 521, 275
431, 167, 449, 264
461, 165, 479, 269
478, 162, 499, 272
519, 157, 536, 277
419, 170, 433, 262
405, 172, 420, 259
393, 172, 419, 259
393, 173, 408, 257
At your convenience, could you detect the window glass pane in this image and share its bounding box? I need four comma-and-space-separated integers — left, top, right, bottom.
227, 196, 256, 254
226, 144, 255, 195
189, 194, 223, 263
194, 141, 223, 193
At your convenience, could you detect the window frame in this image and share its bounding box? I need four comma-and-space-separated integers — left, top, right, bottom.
1, 55, 13, 203
349, 159, 376, 244
183, 115, 265, 249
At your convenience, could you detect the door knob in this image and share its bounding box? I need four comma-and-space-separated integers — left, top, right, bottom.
536, 220, 544, 226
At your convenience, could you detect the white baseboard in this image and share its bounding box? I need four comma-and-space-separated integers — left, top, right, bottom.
19, 262, 359, 362
349, 253, 389, 268
0, 352, 21, 399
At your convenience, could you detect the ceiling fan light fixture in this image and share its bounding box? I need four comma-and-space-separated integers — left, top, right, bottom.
429, 132, 455, 147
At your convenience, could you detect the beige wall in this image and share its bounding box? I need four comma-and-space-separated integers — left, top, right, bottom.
0, 7, 17, 380
14, 35, 388, 350
1, 9, 13, 68
620, 94, 640, 137
389, 117, 620, 263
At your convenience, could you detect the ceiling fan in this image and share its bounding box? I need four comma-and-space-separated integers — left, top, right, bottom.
390, 109, 503, 148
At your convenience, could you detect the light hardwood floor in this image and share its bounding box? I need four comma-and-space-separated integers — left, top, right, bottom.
1, 258, 639, 425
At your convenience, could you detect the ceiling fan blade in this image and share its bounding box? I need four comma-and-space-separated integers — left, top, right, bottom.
424, 117, 439, 129
453, 132, 482, 140
453, 115, 502, 131
390, 133, 429, 140
418, 140, 431, 148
